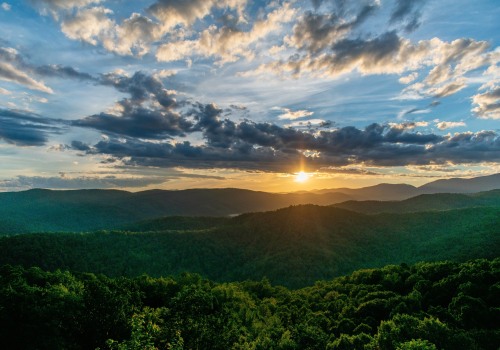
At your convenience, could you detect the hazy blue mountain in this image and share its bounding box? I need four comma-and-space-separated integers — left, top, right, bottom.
309, 173, 500, 200
418, 173, 500, 193
310, 183, 420, 200
333, 189, 500, 214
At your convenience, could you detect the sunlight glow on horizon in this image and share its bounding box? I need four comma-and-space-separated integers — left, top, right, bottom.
294, 171, 310, 183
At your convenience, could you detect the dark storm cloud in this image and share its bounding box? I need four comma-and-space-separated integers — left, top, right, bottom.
71, 113, 500, 172
329, 31, 402, 69
0, 108, 64, 146
68, 71, 500, 171
71, 140, 91, 151
35, 64, 95, 81
73, 104, 194, 139
99, 71, 177, 108
73, 71, 193, 139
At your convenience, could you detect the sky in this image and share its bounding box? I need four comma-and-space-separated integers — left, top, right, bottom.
0, 0, 499, 192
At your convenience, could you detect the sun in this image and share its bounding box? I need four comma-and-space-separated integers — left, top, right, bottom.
294, 171, 309, 183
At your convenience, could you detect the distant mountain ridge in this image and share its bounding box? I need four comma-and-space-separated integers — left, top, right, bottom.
332, 189, 500, 214
418, 173, 500, 193
0, 173, 498, 234
307, 173, 500, 199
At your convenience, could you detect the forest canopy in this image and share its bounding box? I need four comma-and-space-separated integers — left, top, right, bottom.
0, 258, 498, 349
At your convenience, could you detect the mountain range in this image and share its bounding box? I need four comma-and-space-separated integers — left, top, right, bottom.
0, 173, 498, 234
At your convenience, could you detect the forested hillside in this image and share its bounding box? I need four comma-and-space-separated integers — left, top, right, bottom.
1, 259, 498, 350
333, 190, 500, 214
0, 188, 353, 233
1, 206, 498, 287
1, 174, 498, 234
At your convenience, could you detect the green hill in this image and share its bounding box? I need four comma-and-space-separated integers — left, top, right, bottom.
332, 190, 500, 214
1, 206, 498, 287
0, 188, 352, 234
0, 174, 498, 234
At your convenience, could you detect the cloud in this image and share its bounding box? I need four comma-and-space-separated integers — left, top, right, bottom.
0, 47, 53, 93
73, 104, 193, 139
0, 175, 166, 190
318, 166, 381, 176
284, 119, 329, 128
0, 62, 53, 93
34, 64, 95, 81
389, 121, 429, 129
67, 70, 500, 171
390, 0, 426, 32
0, 108, 64, 146
435, 121, 466, 130
1, 2, 10, 11
71, 112, 500, 172
275, 107, 314, 120
62, 10, 163, 56
0, 46, 100, 93
156, 2, 296, 64
148, 0, 247, 30
399, 72, 418, 84
0, 87, 11, 95
28, 0, 102, 18
113, 13, 163, 56
257, 31, 432, 78
286, 3, 378, 53
472, 86, 500, 119
251, 23, 498, 105
36, 0, 251, 58
60, 6, 115, 46
72, 71, 195, 138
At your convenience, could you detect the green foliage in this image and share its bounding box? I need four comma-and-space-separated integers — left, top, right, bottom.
0, 206, 498, 287
396, 339, 438, 350
1, 188, 499, 234
0, 259, 499, 350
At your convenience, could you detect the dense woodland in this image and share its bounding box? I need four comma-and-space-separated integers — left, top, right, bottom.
1, 187, 499, 349
0, 187, 499, 234
0, 259, 498, 349
0, 205, 498, 287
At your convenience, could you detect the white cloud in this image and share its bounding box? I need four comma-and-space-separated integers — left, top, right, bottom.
472, 86, 500, 119
399, 72, 419, 84
29, 0, 102, 19
154, 69, 177, 79
435, 121, 466, 130
0, 87, 11, 95
156, 2, 296, 64
389, 121, 429, 130
276, 107, 314, 120
149, 0, 247, 30
60, 7, 114, 46
1, 2, 11, 11
0, 61, 53, 93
